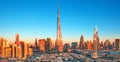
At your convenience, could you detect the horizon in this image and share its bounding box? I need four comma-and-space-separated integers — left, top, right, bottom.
0, 0, 120, 43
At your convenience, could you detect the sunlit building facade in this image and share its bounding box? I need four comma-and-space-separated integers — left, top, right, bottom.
0, 38, 3, 54
39, 39, 46, 52
28, 48, 33, 56
1, 39, 8, 58
0, 34, 33, 60
46, 38, 53, 51
87, 40, 92, 50
6, 47, 12, 58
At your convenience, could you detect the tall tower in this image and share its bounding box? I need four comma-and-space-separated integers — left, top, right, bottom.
35, 38, 38, 50
92, 28, 98, 59
79, 35, 85, 50
15, 34, 19, 45
55, 2, 63, 52
96, 31, 100, 51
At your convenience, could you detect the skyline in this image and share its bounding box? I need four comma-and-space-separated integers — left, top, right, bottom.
0, 0, 120, 43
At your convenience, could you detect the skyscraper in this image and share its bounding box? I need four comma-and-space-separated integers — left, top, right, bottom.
55, 3, 63, 52
0, 38, 3, 54
35, 38, 38, 50
15, 34, 19, 45
23, 41, 29, 59
39, 39, 46, 52
79, 35, 85, 50
96, 31, 100, 51
12, 44, 16, 58
46, 38, 53, 51
87, 40, 92, 50
92, 28, 98, 59
115, 39, 120, 50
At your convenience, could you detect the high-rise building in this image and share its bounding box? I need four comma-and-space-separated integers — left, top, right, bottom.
12, 44, 17, 58
35, 38, 38, 50
79, 35, 85, 50
100, 41, 104, 49
1, 39, 8, 58
46, 38, 53, 51
55, 3, 63, 52
28, 48, 32, 56
39, 39, 46, 52
23, 41, 29, 59
96, 32, 100, 51
15, 34, 19, 45
105, 40, 112, 50
87, 40, 92, 50
6, 47, 12, 58
115, 39, 120, 50
0, 38, 3, 54
103, 41, 107, 50
112, 42, 115, 49
0, 36, 33, 59
18, 45, 22, 59
20, 41, 24, 58
92, 28, 98, 59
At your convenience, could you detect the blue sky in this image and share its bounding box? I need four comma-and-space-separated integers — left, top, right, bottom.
0, 0, 120, 43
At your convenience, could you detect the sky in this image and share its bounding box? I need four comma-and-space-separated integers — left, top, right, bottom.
0, 0, 120, 43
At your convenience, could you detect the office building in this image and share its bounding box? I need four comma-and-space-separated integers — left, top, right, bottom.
39, 39, 46, 52
92, 28, 98, 59
15, 34, 19, 45
79, 35, 85, 50
115, 39, 120, 50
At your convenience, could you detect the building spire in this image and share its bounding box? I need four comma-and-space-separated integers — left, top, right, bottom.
55, 0, 63, 52
57, 0, 62, 40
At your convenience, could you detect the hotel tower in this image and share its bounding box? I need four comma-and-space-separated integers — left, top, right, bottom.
92, 28, 98, 59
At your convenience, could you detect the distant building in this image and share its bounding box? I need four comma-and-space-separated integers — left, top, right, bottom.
15, 34, 19, 45
17, 45, 22, 59
87, 40, 92, 50
100, 41, 104, 49
28, 48, 33, 57
35, 38, 39, 50
0, 38, 4, 54
12, 44, 16, 58
79, 35, 85, 50
96, 32, 100, 51
20, 41, 25, 58
115, 39, 120, 50
39, 39, 46, 52
6, 47, 12, 58
9, 41, 32, 59
1, 39, 9, 58
92, 28, 98, 59
71, 42, 78, 49
23, 41, 29, 59
84, 42, 88, 49
105, 40, 112, 50
0, 35, 33, 60
64, 43, 70, 52
46, 38, 53, 51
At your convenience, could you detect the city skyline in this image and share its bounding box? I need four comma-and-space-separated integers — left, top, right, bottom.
0, 0, 120, 43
